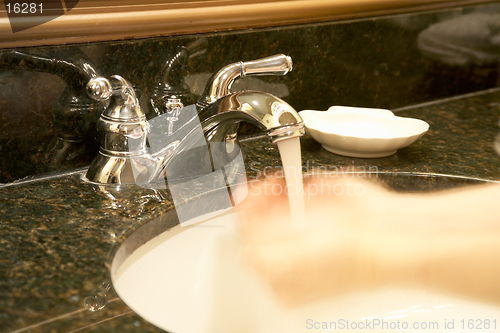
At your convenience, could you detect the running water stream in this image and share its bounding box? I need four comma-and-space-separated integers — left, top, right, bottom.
276, 137, 306, 226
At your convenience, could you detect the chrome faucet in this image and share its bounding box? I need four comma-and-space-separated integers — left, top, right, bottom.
85, 54, 305, 186
197, 54, 304, 143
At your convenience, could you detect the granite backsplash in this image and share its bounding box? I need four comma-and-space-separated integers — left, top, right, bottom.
0, 2, 499, 183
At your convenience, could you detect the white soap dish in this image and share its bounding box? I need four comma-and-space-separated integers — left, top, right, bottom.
299, 106, 429, 158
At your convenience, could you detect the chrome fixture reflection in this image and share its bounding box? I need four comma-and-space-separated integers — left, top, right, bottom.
0, 49, 103, 168
147, 38, 207, 119
85, 54, 304, 185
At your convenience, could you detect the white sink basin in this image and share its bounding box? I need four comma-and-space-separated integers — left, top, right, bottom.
111, 194, 500, 333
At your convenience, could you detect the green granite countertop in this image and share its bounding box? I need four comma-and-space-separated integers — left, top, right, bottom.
1, 89, 500, 333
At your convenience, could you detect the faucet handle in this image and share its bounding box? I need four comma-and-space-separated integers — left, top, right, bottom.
87, 75, 145, 121
86, 77, 113, 102
85, 75, 149, 184
240, 54, 293, 77
87, 75, 138, 103
198, 54, 293, 107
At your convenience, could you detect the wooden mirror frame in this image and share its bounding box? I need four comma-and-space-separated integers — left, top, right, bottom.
0, 0, 497, 49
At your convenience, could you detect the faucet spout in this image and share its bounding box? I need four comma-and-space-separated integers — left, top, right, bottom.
201, 90, 305, 144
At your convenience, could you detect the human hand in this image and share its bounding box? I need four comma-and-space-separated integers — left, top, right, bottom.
238, 175, 397, 306
239, 175, 500, 306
